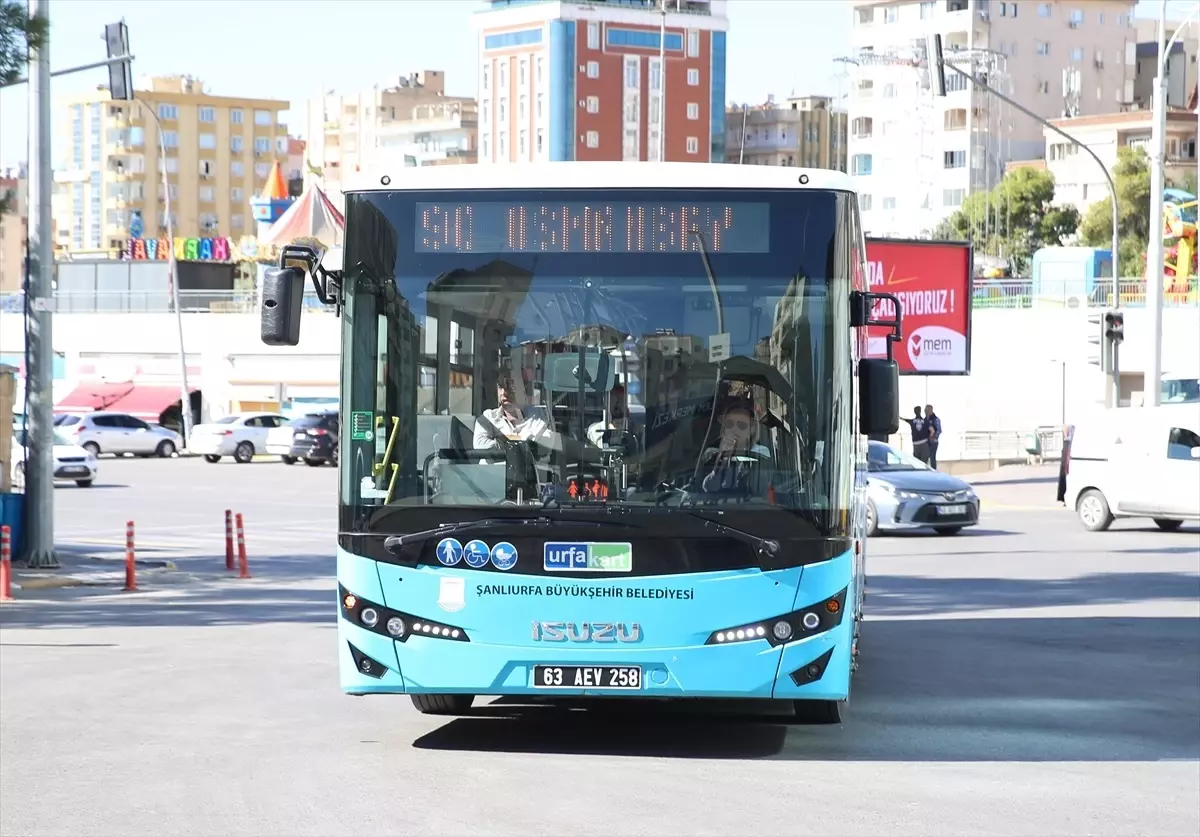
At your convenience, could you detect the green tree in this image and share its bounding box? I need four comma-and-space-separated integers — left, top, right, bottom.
0, 1, 47, 214
1079, 146, 1151, 277
932, 166, 1079, 273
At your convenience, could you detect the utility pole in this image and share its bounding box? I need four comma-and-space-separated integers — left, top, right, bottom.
24, 0, 55, 568
1145, 4, 1168, 407
14, 12, 134, 568
658, 0, 667, 161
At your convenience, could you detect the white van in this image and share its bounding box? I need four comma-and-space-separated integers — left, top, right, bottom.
1065, 404, 1200, 532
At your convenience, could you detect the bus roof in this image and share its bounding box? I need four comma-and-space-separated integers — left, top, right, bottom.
342, 162, 856, 195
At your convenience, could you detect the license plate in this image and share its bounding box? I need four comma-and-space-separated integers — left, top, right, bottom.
294, 433, 308, 441
937, 504, 968, 515
533, 665, 641, 690
61, 467, 87, 475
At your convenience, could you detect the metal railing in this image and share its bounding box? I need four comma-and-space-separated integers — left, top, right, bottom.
1, 278, 1197, 314
890, 427, 1066, 462
973, 278, 1199, 309
0, 289, 330, 314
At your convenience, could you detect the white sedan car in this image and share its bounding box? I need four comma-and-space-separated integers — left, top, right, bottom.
188, 413, 289, 464
11, 429, 99, 488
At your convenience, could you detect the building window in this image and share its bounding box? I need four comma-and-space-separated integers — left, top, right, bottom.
686, 30, 699, 57
588, 21, 600, 49
519, 129, 528, 156
499, 97, 508, 121
943, 188, 965, 206
881, 197, 897, 210
536, 128, 544, 155
230, 109, 243, 125
231, 136, 243, 153
885, 7, 898, 23
686, 102, 699, 120
161, 157, 179, 174
650, 59, 663, 91
587, 61, 599, 79
586, 95, 600, 114
157, 103, 178, 121
687, 67, 699, 86
197, 106, 215, 123
482, 101, 491, 123
254, 137, 271, 153
851, 153, 872, 175
198, 133, 216, 150
231, 187, 243, 202
1038, 80, 1051, 93
943, 150, 966, 168
499, 131, 508, 157
624, 60, 638, 89
855, 7, 873, 23
255, 162, 270, 178
161, 130, 179, 148
1070, 47, 1083, 61
686, 136, 699, 155
499, 61, 508, 88
536, 55, 545, 83
1069, 9, 1083, 25
536, 92, 545, 119
231, 161, 244, 177
519, 94, 527, 119
1038, 3, 1051, 17
519, 58, 527, 85
254, 109, 272, 126
482, 133, 490, 159
586, 130, 599, 148
482, 65, 490, 91
199, 185, 215, 203
883, 83, 897, 98
859, 194, 872, 211
919, 1, 933, 19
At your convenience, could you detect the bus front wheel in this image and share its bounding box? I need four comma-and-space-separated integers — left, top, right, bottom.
792, 699, 843, 724
410, 694, 475, 715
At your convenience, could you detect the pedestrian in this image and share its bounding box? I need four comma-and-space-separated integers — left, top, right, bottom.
924, 404, 942, 469
901, 406, 929, 463
1056, 423, 1074, 504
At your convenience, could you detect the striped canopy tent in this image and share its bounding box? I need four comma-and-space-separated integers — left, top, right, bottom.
260, 183, 345, 248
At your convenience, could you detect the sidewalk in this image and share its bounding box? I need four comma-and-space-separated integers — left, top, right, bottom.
5, 545, 183, 597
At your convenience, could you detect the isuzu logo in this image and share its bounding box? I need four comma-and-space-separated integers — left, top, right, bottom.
531, 621, 642, 643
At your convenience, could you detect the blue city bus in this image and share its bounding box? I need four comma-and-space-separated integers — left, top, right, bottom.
260, 163, 901, 723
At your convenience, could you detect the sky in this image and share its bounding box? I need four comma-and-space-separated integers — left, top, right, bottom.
0, 0, 1194, 170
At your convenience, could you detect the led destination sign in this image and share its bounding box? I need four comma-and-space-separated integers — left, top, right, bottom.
415, 201, 770, 254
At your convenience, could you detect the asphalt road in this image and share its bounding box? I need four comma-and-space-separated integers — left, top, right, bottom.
1, 458, 1198, 837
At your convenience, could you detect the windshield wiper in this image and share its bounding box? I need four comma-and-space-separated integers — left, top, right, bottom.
680, 512, 780, 561
384, 516, 628, 553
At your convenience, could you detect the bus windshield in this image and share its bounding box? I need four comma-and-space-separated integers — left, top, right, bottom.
338, 187, 856, 546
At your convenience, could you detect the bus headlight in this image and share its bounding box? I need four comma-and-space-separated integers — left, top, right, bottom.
705, 587, 849, 647
338, 585, 469, 644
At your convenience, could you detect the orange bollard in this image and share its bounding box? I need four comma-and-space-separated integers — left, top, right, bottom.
224, 509, 234, 571
1, 524, 12, 602
235, 513, 251, 579
123, 520, 138, 592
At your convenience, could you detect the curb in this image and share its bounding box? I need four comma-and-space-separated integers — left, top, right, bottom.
15, 575, 111, 590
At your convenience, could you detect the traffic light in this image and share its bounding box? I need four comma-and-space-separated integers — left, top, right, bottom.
1104, 310, 1124, 344
1087, 312, 1111, 372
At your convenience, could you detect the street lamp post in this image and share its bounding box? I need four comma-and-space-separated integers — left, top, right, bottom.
1145, 0, 1200, 407
139, 99, 193, 446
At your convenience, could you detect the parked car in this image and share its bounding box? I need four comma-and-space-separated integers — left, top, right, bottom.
189, 413, 289, 464
10, 428, 99, 488
865, 440, 979, 536
54, 412, 182, 458
272, 411, 339, 466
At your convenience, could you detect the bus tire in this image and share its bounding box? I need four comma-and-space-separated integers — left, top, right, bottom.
410, 693, 475, 715
792, 699, 843, 724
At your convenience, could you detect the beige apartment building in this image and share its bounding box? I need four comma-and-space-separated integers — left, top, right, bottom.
848, 0, 1139, 236
302, 71, 477, 202
725, 95, 848, 171
1044, 109, 1199, 214
53, 75, 290, 253
0, 172, 26, 293
1132, 16, 1198, 111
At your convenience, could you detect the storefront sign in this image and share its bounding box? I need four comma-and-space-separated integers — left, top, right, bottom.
125, 236, 235, 262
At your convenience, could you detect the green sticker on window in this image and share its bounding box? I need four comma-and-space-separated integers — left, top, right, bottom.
350, 411, 374, 441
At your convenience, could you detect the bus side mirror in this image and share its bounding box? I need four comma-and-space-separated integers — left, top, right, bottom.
261, 266, 306, 346
859, 358, 899, 436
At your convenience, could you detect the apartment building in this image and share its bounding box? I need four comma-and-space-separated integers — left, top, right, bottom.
1132, 16, 1198, 111
726, 95, 848, 171
471, 0, 729, 164
52, 75, 289, 253
303, 72, 476, 200
1044, 110, 1199, 214
0, 170, 26, 293
848, 0, 1138, 237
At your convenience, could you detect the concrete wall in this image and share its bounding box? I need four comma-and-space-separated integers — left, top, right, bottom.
0, 306, 1195, 433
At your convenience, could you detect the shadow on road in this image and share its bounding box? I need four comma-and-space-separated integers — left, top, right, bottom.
875, 528, 1023, 538
0, 552, 336, 630
413, 614, 1200, 763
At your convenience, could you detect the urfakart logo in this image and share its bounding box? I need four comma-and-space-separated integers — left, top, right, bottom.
544, 542, 633, 572
906, 325, 966, 372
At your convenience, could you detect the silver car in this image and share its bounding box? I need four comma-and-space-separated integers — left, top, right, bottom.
865, 440, 979, 536
54, 412, 182, 458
